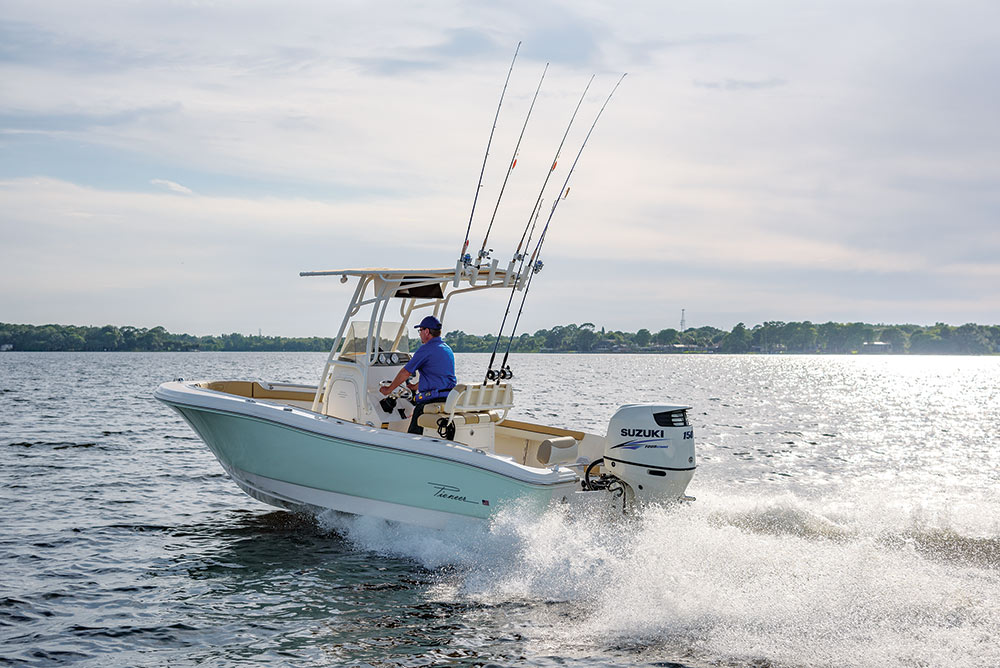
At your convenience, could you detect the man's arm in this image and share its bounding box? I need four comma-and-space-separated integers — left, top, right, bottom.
379, 367, 412, 396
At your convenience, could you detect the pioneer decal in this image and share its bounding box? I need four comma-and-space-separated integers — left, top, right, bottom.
428, 482, 481, 505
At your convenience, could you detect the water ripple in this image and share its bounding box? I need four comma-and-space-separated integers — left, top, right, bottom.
1, 351, 998, 668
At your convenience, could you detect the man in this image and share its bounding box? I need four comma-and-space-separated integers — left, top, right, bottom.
379, 315, 456, 434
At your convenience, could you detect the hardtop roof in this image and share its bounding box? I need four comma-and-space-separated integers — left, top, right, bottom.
300, 267, 506, 279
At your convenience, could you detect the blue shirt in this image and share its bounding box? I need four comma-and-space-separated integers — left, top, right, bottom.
405, 336, 456, 402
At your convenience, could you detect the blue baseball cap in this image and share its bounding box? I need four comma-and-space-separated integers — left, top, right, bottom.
415, 315, 442, 330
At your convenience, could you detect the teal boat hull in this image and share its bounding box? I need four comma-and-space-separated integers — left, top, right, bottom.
156, 381, 579, 528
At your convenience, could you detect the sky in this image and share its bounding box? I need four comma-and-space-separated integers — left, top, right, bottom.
1, 0, 998, 337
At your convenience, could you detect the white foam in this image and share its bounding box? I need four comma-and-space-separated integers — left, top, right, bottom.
319, 489, 1000, 668
309, 355, 1000, 667
577, 496, 1000, 668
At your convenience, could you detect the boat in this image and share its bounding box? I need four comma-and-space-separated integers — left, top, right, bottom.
155, 57, 696, 528
155, 266, 696, 528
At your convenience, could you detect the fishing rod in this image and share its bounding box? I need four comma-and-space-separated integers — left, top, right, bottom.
482, 76, 594, 383
516, 194, 545, 281
511, 75, 593, 263
459, 42, 520, 268
476, 62, 549, 267
523, 73, 627, 276
495, 73, 628, 379
483, 200, 543, 383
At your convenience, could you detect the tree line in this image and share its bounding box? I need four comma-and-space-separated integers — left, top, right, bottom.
0, 323, 335, 352
444, 321, 1000, 355
2, 320, 998, 354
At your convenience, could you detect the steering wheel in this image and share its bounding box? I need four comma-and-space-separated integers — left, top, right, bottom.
379, 381, 413, 403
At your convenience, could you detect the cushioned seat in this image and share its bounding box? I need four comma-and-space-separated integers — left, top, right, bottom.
416, 410, 502, 430
536, 436, 579, 465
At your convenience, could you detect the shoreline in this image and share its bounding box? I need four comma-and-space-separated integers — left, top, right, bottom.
4, 321, 999, 355
3, 349, 998, 357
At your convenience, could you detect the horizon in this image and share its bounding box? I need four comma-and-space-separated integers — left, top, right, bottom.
4, 318, 997, 341
2, 2, 999, 335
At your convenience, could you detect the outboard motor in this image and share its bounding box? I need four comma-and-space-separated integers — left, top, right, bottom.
599, 404, 696, 503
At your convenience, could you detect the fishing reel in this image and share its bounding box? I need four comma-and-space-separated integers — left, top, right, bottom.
485, 366, 514, 382
532, 260, 544, 274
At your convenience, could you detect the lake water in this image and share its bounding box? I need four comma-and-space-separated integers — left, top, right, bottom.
1, 352, 998, 667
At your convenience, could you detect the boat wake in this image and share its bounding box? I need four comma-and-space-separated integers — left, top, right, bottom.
317, 490, 1000, 668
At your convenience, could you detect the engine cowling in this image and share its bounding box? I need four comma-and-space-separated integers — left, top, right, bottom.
604, 404, 696, 501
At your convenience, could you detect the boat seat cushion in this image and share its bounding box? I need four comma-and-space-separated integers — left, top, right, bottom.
416, 410, 502, 430
536, 436, 579, 465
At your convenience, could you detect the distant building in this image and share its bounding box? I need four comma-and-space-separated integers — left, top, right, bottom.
0, 344, 12, 352
861, 341, 892, 354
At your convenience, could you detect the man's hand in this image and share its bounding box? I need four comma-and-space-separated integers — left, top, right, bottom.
383, 368, 411, 397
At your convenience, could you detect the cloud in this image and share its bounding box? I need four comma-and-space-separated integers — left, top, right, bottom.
693, 77, 786, 91
351, 57, 444, 77
0, 106, 180, 133
1, 1, 999, 333
149, 179, 193, 195
2, 175, 997, 337
0, 19, 149, 71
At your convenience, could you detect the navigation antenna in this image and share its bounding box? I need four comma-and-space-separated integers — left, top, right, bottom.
458, 42, 520, 269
